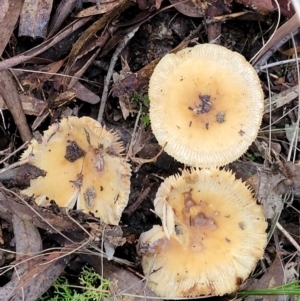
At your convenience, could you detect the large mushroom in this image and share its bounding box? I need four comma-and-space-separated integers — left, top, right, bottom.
149, 44, 264, 168
139, 168, 267, 297
21, 116, 131, 225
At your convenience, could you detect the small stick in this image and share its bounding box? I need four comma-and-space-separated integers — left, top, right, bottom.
97, 26, 139, 123
276, 221, 300, 253
126, 104, 142, 161
0, 141, 28, 165
258, 58, 300, 71
0, 18, 91, 71
291, 0, 300, 21
0, 71, 32, 142
123, 187, 151, 216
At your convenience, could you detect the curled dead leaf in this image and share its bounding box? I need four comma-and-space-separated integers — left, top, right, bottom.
235, 0, 274, 14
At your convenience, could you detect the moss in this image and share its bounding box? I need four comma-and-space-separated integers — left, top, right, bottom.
38, 266, 110, 301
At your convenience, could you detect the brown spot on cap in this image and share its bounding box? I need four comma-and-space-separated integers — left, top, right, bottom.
239, 222, 245, 230
83, 186, 96, 209
65, 141, 86, 162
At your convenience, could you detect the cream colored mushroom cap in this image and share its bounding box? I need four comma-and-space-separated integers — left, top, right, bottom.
149, 44, 264, 168
140, 168, 267, 297
21, 117, 87, 208
21, 116, 131, 225
76, 142, 131, 225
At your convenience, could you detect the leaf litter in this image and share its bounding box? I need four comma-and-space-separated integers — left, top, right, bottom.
0, 0, 300, 300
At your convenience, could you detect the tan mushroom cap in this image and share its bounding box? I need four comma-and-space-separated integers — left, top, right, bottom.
140, 169, 267, 297
149, 44, 264, 168
21, 116, 131, 225
76, 118, 131, 225
21, 117, 85, 208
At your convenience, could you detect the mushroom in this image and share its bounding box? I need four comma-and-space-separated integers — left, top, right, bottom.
139, 168, 267, 297
21, 116, 131, 225
149, 44, 264, 168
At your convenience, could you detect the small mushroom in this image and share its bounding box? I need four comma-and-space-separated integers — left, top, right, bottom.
139, 168, 267, 297
21, 116, 131, 225
149, 44, 264, 168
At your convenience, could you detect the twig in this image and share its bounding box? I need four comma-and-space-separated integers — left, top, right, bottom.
0, 109, 6, 129
292, 35, 300, 163
65, 209, 93, 239
40, 240, 91, 265
291, 0, 300, 21
258, 58, 300, 71
126, 103, 142, 161
0, 18, 91, 71
123, 186, 151, 216
263, 85, 299, 114
11, 67, 101, 85
0, 141, 28, 165
276, 221, 300, 253
0, 71, 32, 142
97, 26, 139, 123
265, 60, 273, 159
287, 35, 300, 163
0, 158, 29, 175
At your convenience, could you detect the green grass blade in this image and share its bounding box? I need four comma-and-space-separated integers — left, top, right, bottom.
238, 281, 300, 296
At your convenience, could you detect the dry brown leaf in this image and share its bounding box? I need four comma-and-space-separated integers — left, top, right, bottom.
0, 0, 24, 57
83, 256, 161, 301
50, 46, 102, 94
0, 250, 71, 301
61, 9, 145, 90
247, 169, 292, 219
63, 0, 133, 78
76, 1, 120, 17
283, 161, 300, 194
12, 213, 43, 279
242, 255, 285, 301
228, 160, 260, 182
279, 46, 300, 56
118, 94, 132, 120
277, 0, 295, 18
169, 0, 270, 19
68, 48, 101, 88
74, 82, 100, 104
263, 85, 299, 114
19, 0, 53, 38
0, 93, 46, 116
129, 125, 152, 158
253, 14, 300, 67
0, 189, 85, 233
0, 17, 91, 71
113, 59, 135, 119
13, 214, 43, 258
0, 71, 32, 142
0, 188, 74, 301
15, 59, 65, 93
112, 65, 154, 97
46, 90, 76, 108
206, 0, 231, 41
169, 0, 203, 17
235, 0, 274, 14
112, 33, 196, 97
0, 165, 45, 188
47, 0, 77, 38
